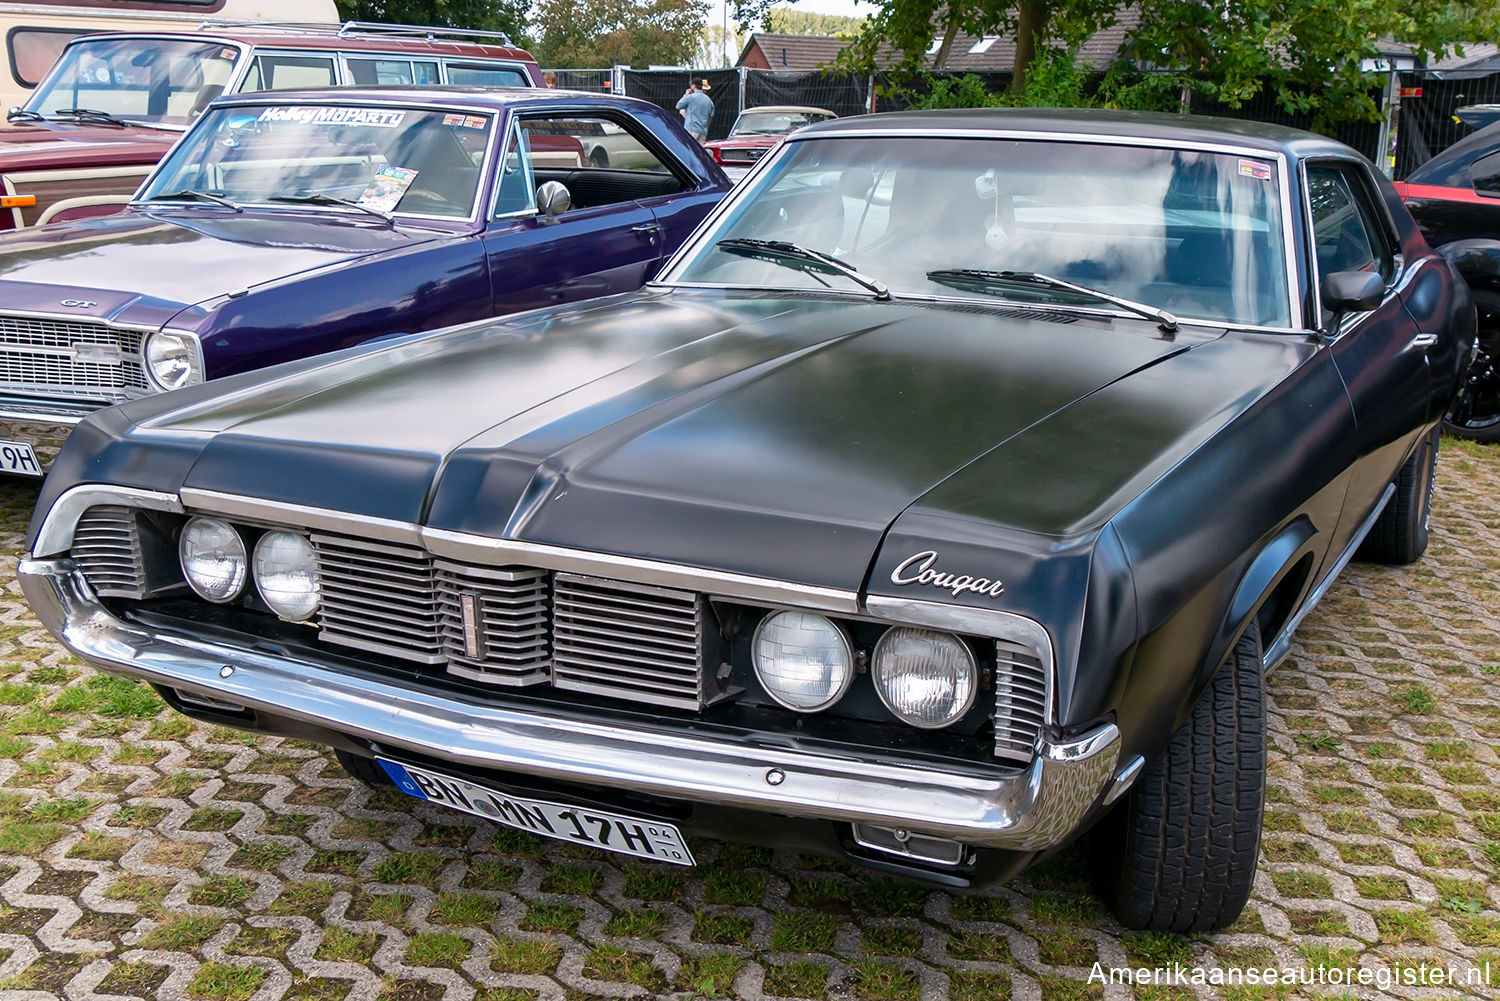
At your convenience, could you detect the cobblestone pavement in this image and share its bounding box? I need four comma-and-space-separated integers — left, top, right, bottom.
0, 439, 1498, 1001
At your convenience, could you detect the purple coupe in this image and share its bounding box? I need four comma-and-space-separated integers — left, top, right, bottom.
0, 86, 729, 473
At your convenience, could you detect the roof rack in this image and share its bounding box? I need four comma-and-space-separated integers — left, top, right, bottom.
195, 20, 514, 47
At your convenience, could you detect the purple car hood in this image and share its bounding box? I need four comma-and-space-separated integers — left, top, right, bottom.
0, 209, 442, 325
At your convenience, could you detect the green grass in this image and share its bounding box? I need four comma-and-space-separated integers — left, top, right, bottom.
769, 911, 840, 951
429, 892, 499, 926
406, 931, 468, 966
491, 937, 561, 975
186, 962, 265, 1001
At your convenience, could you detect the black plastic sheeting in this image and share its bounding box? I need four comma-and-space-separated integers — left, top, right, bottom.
620, 69, 741, 140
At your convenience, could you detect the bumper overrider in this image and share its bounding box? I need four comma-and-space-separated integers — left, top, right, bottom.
19, 550, 1121, 856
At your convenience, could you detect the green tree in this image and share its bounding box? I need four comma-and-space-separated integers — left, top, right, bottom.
333, 0, 527, 41
761, 7, 866, 36
531, 0, 709, 67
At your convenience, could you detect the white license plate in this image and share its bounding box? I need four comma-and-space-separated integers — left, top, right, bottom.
0, 439, 41, 476
379, 759, 694, 866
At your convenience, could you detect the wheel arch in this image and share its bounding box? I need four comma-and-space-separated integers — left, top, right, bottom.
1436, 238, 1500, 292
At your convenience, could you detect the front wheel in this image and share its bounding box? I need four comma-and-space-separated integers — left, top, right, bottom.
1444, 287, 1500, 442
1092, 621, 1265, 933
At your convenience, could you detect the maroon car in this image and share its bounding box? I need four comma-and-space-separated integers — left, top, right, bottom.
703, 105, 836, 180
0, 22, 542, 230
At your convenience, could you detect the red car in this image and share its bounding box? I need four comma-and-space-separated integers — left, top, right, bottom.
703, 105, 836, 180
1394, 122, 1500, 440
0, 22, 542, 230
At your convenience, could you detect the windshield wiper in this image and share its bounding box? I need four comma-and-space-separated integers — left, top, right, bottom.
6, 109, 43, 123
53, 107, 128, 127
141, 189, 243, 212
926, 268, 1178, 332
267, 193, 393, 223
717, 238, 890, 301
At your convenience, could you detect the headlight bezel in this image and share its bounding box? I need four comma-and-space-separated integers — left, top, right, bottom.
177, 515, 248, 604
750, 609, 856, 713
143, 329, 205, 392
252, 530, 320, 621
870, 626, 979, 729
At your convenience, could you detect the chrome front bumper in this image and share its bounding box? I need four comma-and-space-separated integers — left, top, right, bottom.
19, 557, 1121, 852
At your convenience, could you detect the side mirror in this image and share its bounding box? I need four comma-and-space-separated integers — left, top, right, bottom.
1320, 270, 1384, 333
536, 181, 570, 224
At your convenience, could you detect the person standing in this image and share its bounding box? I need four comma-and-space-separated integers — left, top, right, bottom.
676, 79, 714, 143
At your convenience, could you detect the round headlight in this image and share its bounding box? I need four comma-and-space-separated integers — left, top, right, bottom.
178, 517, 247, 603
872, 628, 977, 729
144, 331, 203, 391
253, 531, 319, 621
751, 610, 853, 712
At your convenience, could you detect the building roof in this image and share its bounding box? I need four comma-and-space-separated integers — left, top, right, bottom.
738, 33, 852, 71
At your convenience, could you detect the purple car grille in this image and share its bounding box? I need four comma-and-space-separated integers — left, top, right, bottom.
0, 315, 149, 402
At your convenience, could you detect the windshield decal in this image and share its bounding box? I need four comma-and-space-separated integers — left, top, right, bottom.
256, 107, 407, 128
357, 167, 419, 213
1238, 158, 1273, 181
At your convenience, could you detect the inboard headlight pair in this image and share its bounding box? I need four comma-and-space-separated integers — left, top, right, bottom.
178, 517, 319, 620
750, 611, 977, 728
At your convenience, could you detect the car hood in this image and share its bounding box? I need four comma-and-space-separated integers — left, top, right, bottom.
116, 289, 1213, 591
0, 210, 444, 324
0, 121, 176, 167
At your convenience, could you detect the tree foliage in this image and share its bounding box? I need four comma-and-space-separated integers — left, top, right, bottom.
761, 7, 866, 37
530, 0, 709, 68
333, 0, 527, 41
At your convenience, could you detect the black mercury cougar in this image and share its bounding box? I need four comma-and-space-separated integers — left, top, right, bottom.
20, 110, 1472, 932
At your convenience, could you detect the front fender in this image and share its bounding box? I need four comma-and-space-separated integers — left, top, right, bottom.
1436, 238, 1500, 290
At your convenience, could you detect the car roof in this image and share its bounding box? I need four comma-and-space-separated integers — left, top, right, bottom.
737, 106, 837, 117
208, 86, 664, 114
799, 107, 1359, 160
63, 30, 536, 62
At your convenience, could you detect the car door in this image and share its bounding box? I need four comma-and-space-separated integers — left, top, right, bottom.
1306, 160, 1431, 547
483, 112, 673, 315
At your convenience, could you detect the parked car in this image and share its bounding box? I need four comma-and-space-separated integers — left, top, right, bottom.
0, 21, 544, 231
20, 109, 1469, 931
703, 104, 836, 179
0, 86, 728, 473
1395, 124, 1500, 440
0, 0, 338, 111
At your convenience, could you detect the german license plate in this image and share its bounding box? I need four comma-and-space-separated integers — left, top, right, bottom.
378, 759, 694, 866
0, 440, 41, 477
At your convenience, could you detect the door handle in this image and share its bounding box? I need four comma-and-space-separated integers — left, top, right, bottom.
631, 222, 663, 245
1411, 332, 1439, 349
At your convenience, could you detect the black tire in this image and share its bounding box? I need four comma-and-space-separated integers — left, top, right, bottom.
589, 147, 610, 168
1357, 425, 1438, 565
1093, 621, 1265, 933
334, 748, 392, 787
1444, 287, 1500, 442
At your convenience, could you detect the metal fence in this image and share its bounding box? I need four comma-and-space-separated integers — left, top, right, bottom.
549, 63, 1499, 172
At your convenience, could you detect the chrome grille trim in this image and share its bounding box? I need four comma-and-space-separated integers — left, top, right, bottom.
994, 639, 1048, 762
553, 573, 706, 710
436, 561, 550, 685
72, 506, 147, 599
311, 534, 444, 664
0, 315, 151, 403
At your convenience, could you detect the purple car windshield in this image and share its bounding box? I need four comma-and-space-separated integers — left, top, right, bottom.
141, 104, 494, 218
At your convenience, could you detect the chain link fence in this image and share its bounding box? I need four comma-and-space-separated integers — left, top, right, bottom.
547, 64, 1500, 172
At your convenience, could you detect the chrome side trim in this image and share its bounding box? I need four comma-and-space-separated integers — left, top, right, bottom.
19, 556, 1118, 851
865, 594, 1056, 724
32, 485, 184, 558
1262, 482, 1395, 671
1102, 754, 1145, 806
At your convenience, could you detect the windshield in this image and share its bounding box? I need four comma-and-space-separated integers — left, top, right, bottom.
140, 103, 494, 219
22, 37, 242, 126
672, 136, 1292, 328
731, 111, 825, 136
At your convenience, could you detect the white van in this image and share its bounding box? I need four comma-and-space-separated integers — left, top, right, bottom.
0, 0, 337, 110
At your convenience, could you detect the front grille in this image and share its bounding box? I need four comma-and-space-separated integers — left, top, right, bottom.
553, 573, 706, 710
72, 506, 147, 599
312, 534, 444, 663
0, 315, 150, 402
994, 640, 1048, 762
307, 533, 707, 707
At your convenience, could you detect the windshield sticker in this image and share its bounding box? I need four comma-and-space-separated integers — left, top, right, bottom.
443, 113, 465, 126
1238, 159, 1273, 181
464, 115, 488, 130
256, 106, 407, 128
357, 166, 418, 213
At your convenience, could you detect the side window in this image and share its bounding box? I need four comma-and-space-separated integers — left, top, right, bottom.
517, 114, 684, 212
445, 62, 528, 87
492, 127, 535, 218
1306, 165, 1392, 308
1471, 151, 1500, 199
7, 27, 84, 88
241, 54, 337, 92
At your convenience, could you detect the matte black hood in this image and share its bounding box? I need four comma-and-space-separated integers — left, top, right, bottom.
129, 289, 1203, 590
